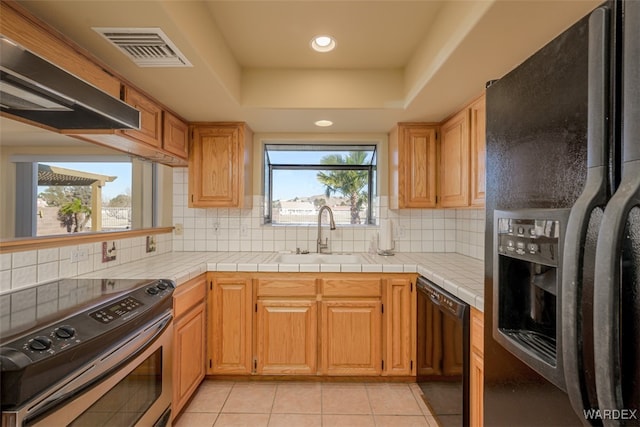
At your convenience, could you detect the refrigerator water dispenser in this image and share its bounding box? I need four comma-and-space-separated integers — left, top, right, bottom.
493, 209, 570, 391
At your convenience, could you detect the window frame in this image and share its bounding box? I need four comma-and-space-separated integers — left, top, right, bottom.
263, 143, 377, 226
8, 155, 157, 239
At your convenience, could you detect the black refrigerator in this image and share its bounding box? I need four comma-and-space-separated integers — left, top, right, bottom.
485, 0, 639, 425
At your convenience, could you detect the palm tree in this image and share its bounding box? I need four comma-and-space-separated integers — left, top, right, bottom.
58, 197, 91, 233
317, 151, 369, 224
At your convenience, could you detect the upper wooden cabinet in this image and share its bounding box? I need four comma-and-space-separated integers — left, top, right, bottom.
470, 93, 486, 206
439, 93, 486, 208
122, 86, 163, 148
439, 109, 471, 208
389, 92, 485, 209
389, 123, 438, 209
189, 122, 253, 208
117, 85, 189, 162
163, 111, 189, 159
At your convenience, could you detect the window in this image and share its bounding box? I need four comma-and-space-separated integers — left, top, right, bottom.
35, 162, 133, 236
6, 156, 162, 239
264, 144, 377, 225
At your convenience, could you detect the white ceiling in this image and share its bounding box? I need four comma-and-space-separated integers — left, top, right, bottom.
10, 0, 600, 135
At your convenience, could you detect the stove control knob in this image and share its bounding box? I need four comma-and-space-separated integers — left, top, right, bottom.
146, 287, 159, 295
156, 282, 168, 290
29, 336, 52, 351
55, 325, 76, 339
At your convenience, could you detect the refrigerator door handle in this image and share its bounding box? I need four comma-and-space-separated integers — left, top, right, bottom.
594, 1, 640, 424
562, 5, 610, 421
593, 161, 640, 425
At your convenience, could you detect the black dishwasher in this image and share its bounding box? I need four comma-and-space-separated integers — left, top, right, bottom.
416, 276, 470, 427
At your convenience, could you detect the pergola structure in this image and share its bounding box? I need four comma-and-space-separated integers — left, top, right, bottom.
38, 164, 116, 232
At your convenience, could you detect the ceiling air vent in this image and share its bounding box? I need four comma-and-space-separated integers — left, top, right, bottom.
93, 27, 192, 67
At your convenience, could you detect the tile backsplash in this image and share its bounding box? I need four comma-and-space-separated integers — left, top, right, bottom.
0, 233, 172, 293
171, 169, 485, 259
0, 169, 486, 293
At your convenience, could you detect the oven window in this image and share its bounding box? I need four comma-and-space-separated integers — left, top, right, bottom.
69, 348, 162, 427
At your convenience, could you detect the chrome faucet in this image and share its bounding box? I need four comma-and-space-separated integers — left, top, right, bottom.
317, 206, 336, 253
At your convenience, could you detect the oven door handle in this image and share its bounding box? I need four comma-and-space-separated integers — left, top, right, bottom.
23, 311, 172, 423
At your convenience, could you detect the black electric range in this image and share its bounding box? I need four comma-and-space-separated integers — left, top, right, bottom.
0, 278, 175, 410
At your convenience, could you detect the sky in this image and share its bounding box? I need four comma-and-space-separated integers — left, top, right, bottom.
38, 161, 132, 200
272, 169, 328, 201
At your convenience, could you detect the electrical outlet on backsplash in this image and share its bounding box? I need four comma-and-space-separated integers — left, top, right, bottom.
171, 168, 485, 259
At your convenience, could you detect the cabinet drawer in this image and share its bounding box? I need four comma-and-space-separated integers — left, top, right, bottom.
257, 278, 317, 297
322, 278, 381, 298
174, 276, 206, 319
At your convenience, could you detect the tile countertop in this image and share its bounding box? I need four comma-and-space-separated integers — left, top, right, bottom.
77, 252, 485, 311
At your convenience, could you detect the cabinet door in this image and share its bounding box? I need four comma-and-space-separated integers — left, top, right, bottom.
256, 300, 317, 375
320, 300, 382, 375
122, 86, 163, 148
189, 124, 252, 208
163, 111, 188, 159
208, 277, 253, 374
383, 278, 415, 376
470, 94, 486, 207
173, 303, 206, 415
390, 125, 438, 209
440, 110, 471, 207
470, 308, 484, 427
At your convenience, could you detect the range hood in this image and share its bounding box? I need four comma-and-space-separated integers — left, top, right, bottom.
0, 36, 140, 130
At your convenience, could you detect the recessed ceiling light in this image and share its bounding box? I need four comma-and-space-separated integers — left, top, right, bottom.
314, 120, 333, 127
310, 35, 336, 53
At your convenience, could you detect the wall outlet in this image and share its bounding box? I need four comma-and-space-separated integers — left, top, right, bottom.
70, 248, 89, 263
174, 223, 183, 236
102, 241, 117, 263
211, 221, 220, 235
146, 235, 156, 253
78, 248, 89, 262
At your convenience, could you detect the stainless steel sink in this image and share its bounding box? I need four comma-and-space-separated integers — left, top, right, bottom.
274, 253, 364, 264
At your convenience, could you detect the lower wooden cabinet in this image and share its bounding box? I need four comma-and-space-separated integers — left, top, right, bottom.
256, 299, 317, 374
172, 275, 206, 418
383, 277, 416, 376
207, 275, 253, 374
207, 273, 416, 378
470, 307, 484, 427
320, 300, 382, 375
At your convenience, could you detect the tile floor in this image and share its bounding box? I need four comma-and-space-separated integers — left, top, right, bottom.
173, 381, 439, 427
